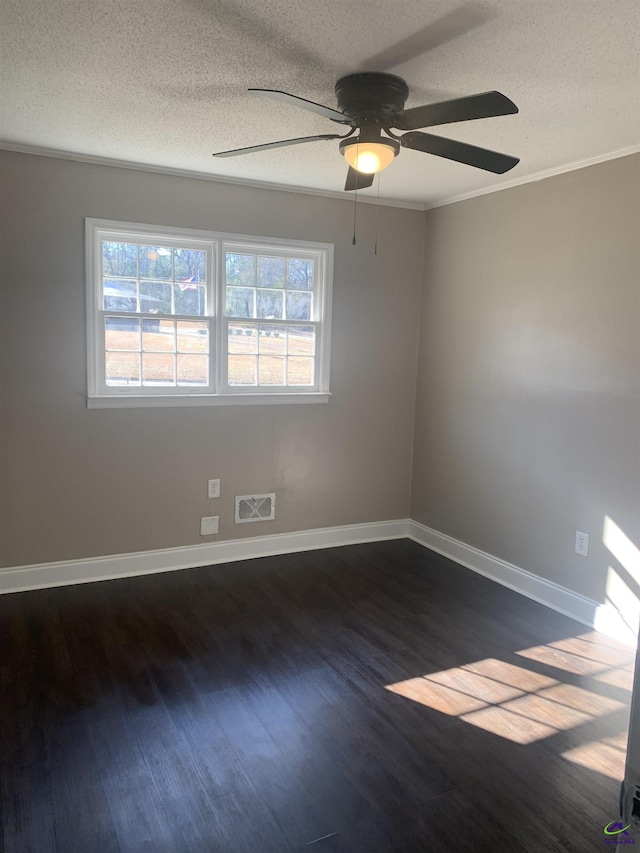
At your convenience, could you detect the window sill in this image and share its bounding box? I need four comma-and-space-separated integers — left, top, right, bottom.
87, 392, 331, 409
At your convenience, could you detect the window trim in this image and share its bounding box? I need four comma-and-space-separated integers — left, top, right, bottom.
85, 219, 333, 407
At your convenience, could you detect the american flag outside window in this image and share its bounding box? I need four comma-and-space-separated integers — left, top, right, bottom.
179, 274, 199, 291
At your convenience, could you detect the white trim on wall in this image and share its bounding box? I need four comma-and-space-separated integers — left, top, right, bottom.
0, 142, 425, 210
2, 519, 635, 647
427, 144, 640, 209
0, 520, 408, 595
408, 521, 638, 648
1, 141, 638, 211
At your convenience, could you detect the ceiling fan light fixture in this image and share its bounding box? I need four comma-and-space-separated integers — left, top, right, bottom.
340, 138, 399, 174
214, 76, 520, 188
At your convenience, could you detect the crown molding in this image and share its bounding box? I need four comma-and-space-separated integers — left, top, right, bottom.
2, 140, 638, 213
0, 141, 427, 210
428, 144, 640, 209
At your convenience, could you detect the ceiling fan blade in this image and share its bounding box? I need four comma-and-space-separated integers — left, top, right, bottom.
249, 89, 353, 124
400, 131, 519, 174
213, 134, 343, 158
344, 167, 375, 191
393, 91, 518, 131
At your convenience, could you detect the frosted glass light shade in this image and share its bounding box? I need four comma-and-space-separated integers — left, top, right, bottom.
342, 140, 397, 174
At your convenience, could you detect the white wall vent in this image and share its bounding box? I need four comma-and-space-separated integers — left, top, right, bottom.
235, 493, 276, 524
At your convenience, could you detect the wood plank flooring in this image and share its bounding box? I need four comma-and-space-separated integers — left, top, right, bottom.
1, 539, 635, 852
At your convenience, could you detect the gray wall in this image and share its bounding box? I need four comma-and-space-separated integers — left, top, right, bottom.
2, 148, 638, 610
411, 154, 640, 603
0, 151, 424, 567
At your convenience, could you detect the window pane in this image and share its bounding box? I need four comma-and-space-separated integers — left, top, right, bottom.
106, 351, 140, 385
142, 318, 175, 352
177, 320, 208, 353
142, 352, 175, 385
104, 279, 138, 312
93, 223, 331, 401
287, 325, 315, 355
226, 252, 254, 287
259, 356, 285, 385
228, 355, 257, 385
140, 245, 172, 279
257, 290, 283, 319
140, 281, 171, 314
105, 317, 140, 351
177, 354, 208, 386
258, 324, 285, 354
286, 292, 311, 320
288, 357, 314, 386
226, 287, 254, 318
257, 256, 285, 288
174, 284, 206, 316
228, 323, 257, 353
102, 241, 137, 278
287, 258, 313, 291
173, 249, 205, 282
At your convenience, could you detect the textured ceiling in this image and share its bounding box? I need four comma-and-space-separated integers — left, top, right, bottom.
1, 0, 639, 206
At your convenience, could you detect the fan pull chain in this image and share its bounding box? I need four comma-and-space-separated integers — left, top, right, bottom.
374, 172, 381, 255
352, 180, 357, 245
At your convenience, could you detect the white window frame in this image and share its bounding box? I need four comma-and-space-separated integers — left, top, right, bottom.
86, 219, 333, 408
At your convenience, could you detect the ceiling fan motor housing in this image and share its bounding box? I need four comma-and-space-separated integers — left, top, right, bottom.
335, 72, 409, 124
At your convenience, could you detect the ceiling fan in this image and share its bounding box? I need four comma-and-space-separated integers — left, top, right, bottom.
212, 72, 519, 191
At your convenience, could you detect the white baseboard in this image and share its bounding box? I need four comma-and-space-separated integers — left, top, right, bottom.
2, 517, 635, 648
408, 520, 638, 648
0, 519, 410, 595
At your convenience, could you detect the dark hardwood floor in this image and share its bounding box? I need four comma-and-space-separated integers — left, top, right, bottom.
1, 539, 635, 852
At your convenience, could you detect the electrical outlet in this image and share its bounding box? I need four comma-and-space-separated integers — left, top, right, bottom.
200, 516, 219, 536
575, 531, 589, 556
208, 479, 220, 499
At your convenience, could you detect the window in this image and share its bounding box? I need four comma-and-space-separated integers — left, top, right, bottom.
86, 220, 333, 407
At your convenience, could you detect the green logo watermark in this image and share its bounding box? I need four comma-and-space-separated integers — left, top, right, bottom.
603, 820, 636, 845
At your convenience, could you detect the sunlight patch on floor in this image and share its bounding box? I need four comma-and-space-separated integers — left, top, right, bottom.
593, 665, 636, 691
573, 630, 635, 652
516, 644, 612, 676
385, 633, 633, 748
562, 734, 628, 781
459, 703, 557, 744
